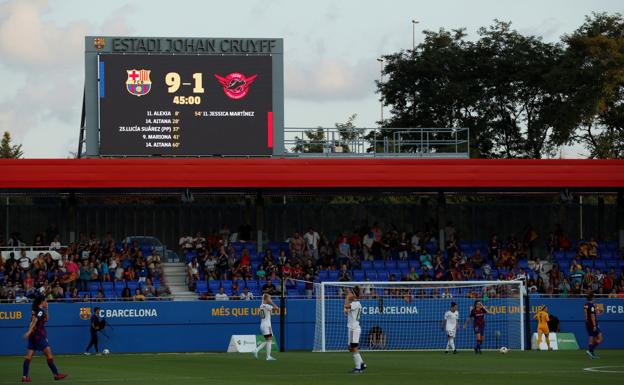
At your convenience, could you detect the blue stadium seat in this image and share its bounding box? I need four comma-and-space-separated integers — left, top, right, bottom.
151, 279, 160, 288
372, 261, 385, 270
328, 270, 339, 281
196, 281, 207, 293
377, 271, 389, 281
385, 261, 398, 270
319, 270, 330, 281
208, 280, 221, 291
246, 280, 258, 290
361, 261, 373, 270
594, 260, 607, 271
88, 282, 101, 291
553, 250, 565, 260
458, 241, 471, 250
365, 270, 377, 280
353, 270, 365, 281
397, 261, 409, 271
126, 281, 138, 292
409, 260, 420, 269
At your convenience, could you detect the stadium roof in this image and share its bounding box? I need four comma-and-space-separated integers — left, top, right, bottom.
0, 158, 623, 191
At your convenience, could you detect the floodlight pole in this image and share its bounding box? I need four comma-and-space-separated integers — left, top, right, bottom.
377, 58, 384, 126
412, 19, 419, 51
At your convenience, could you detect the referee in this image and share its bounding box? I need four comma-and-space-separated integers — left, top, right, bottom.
84, 307, 103, 355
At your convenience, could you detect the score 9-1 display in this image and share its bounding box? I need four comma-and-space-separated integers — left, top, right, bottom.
98, 54, 273, 156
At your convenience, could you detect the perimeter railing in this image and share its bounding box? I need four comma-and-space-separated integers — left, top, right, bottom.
283, 127, 469, 158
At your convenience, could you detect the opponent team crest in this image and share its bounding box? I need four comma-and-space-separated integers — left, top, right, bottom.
93, 37, 105, 50
79, 307, 91, 321
214, 73, 257, 100
126, 69, 152, 97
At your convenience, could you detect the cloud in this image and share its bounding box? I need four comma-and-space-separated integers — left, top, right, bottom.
285, 58, 378, 102
0, 0, 133, 157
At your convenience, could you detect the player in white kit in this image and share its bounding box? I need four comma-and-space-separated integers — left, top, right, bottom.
254, 293, 277, 361
442, 302, 459, 354
344, 286, 366, 373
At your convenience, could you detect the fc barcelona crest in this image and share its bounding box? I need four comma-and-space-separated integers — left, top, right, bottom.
79, 307, 91, 321
93, 37, 105, 50
126, 69, 152, 97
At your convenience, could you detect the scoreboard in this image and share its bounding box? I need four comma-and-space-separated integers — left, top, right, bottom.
84, 37, 284, 157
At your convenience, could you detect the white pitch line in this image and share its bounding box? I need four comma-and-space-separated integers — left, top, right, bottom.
583, 365, 624, 373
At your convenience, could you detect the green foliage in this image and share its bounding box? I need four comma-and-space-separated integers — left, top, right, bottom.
292, 127, 326, 153
0, 131, 23, 158
291, 115, 364, 154
378, 13, 624, 159
561, 13, 624, 158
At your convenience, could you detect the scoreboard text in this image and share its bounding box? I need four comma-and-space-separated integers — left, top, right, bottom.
98, 54, 273, 156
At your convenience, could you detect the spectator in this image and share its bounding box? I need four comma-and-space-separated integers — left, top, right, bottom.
49, 236, 61, 250
362, 232, 374, 261
179, 234, 194, 253
290, 232, 305, 261
79, 260, 91, 291
121, 287, 132, 301
338, 264, 351, 282
367, 326, 387, 349
488, 234, 500, 261
336, 236, 351, 267
262, 278, 278, 295
406, 267, 419, 281
215, 287, 229, 301
240, 286, 254, 300
419, 250, 433, 271
133, 288, 145, 301
303, 228, 320, 260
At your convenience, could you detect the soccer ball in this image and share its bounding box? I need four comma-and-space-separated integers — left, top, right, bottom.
102, 349, 110, 355
499, 347, 509, 354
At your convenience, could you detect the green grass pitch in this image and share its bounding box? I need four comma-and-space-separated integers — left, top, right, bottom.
0, 350, 622, 385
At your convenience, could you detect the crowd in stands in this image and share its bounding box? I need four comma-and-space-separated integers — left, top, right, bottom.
0, 227, 171, 303
181, 223, 624, 299
2, 222, 623, 303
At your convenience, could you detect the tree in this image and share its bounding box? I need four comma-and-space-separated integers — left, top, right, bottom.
561, 13, 624, 158
291, 115, 364, 154
376, 20, 597, 158
292, 127, 326, 153
0, 131, 23, 158
334, 114, 365, 153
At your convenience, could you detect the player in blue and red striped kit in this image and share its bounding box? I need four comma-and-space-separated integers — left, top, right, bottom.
584, 292, 603, 359
464, 300, 489, 354
21, 296, 67, 382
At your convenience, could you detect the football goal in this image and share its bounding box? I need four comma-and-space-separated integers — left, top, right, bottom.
313, 280, 525, 352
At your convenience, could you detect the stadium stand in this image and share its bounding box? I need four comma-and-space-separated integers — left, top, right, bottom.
1, 224, 623, 303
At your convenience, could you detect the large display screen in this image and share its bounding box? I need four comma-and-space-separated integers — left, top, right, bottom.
98, 54, 273, 155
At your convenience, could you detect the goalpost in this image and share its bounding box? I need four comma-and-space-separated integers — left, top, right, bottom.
313, 281, 525, 352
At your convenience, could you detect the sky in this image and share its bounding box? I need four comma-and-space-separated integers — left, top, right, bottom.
0, 0, 621, 158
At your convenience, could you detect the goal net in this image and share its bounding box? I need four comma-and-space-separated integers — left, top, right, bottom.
313, 281, 525, 352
